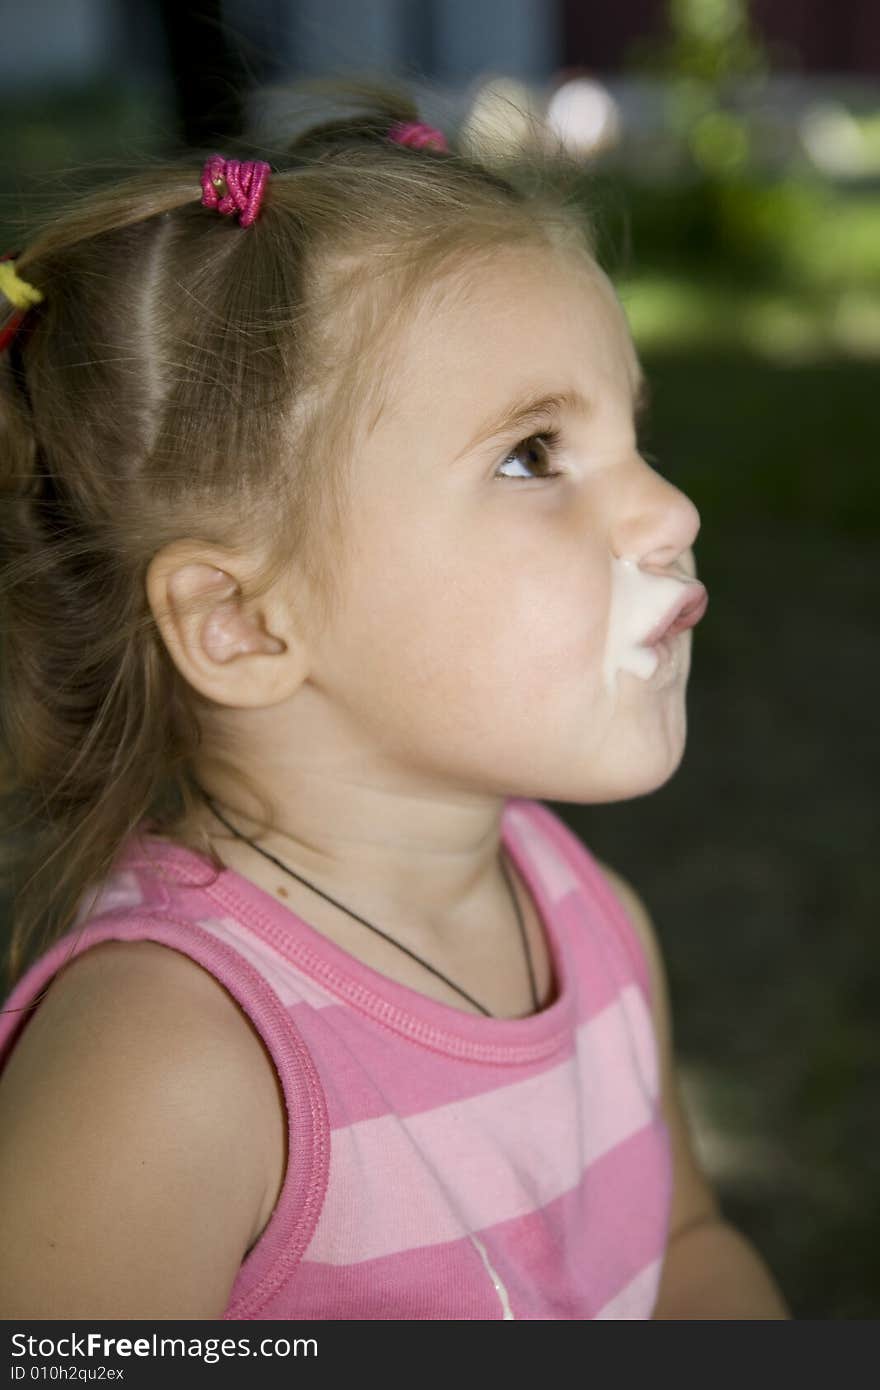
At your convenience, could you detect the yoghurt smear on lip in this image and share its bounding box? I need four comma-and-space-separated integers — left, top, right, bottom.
602, 553, 707, 697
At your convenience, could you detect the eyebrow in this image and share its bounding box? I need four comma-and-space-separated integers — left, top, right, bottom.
453, 370, 651, 461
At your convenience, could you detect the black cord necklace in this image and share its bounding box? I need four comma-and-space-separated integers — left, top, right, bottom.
193, 782, 539, 1018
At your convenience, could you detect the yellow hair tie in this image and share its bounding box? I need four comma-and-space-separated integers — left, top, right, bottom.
0, 261, 44, 311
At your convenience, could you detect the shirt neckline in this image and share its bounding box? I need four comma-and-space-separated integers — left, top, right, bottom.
122, 797, 575, 1064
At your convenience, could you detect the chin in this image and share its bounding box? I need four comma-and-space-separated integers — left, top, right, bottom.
525, 741, 688, 807
589, 729, 689, 804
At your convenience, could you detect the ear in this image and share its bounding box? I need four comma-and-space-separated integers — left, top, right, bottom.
145, 542, 306, 709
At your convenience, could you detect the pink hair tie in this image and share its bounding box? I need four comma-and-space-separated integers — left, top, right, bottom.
387, 121, 449, 153
200, 155, 271, 228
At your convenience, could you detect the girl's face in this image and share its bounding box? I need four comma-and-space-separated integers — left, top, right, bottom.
299, 244, 702, 806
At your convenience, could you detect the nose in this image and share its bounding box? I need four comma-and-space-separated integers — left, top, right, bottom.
609, 454, 701, 570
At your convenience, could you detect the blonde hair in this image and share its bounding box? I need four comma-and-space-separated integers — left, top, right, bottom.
0, 73, 596, 995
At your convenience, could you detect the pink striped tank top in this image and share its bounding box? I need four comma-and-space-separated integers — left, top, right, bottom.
0, 798, 672, 1319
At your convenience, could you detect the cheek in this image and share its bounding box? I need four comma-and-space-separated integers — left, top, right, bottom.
350, 517, 610, 717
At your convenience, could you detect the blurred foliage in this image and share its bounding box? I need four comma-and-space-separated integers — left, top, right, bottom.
627, 0, 768, 178
632, 354, 878, 536
593, 173, 878, 286
0, 79, 170, 248
651, 0, 766, 82
602, 0, 880, 369
578, 170, 880, 373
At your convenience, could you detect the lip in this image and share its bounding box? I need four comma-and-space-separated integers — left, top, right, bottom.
641, 582, 708, 647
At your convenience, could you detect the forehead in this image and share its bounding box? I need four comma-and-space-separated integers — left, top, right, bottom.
369, 244, 640, 439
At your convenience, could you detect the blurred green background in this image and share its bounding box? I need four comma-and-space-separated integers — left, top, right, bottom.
1, 0, 877, 1320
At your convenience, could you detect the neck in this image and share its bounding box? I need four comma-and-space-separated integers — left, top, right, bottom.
186, 766, 514, 950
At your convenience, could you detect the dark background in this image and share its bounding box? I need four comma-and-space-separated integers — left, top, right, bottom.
1, 0, 877, 1319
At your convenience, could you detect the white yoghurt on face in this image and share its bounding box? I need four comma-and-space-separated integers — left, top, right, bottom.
602, 553, 696, 697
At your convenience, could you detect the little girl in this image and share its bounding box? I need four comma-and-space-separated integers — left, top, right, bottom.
0, 77, 789, 1321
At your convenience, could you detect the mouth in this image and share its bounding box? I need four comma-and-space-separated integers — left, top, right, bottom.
641, 582, 708, 647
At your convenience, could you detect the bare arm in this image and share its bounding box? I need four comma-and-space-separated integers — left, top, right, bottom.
0, 940, 275, 1320
652, 1216, 791, 1319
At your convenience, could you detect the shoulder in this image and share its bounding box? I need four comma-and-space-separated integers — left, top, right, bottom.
591, 858, 666, 1008
23, 939, 282, 1165
0, 938, 278, 1318
591, 855, 677, 1077
592, 858, 722, 1245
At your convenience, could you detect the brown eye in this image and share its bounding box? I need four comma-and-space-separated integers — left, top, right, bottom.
494, 430, 564, 482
